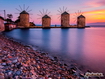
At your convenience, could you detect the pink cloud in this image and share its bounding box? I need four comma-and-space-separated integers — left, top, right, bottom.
97, 0, 105, 6
84, 0, 105, 7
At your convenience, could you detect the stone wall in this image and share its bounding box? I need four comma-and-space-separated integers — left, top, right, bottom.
61, 14, 70, 27
77, 18, 85, 27
42, 18, 51, 27
19, 14, 30, 27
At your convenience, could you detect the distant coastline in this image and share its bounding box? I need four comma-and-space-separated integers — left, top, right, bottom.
35, 24, 105, 27
89, 25, 105, 27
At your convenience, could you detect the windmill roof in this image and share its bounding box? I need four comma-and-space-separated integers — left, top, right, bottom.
42, 15, 50, 18
61, 11, 69, 15
20, 10, 29, 14
78, 15, 85, 18
0, 16, 4, 20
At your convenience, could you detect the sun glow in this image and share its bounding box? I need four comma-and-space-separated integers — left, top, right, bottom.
83, 9, 105, 24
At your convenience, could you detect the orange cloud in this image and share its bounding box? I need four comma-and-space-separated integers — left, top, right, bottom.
84, 9, 105, 23
70, 9, 105, 24
27, 9, 105, 25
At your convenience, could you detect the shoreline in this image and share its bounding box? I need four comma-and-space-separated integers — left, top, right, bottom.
0, 32, 87, 79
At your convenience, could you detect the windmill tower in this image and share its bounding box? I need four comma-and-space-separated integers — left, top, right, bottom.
38, 9, 51, 28
73, 10, 85, 28
19, 10, 29, 27
58, 7, 70, 27
77, 15, 85, 28
15, 5, 32, 28
42, 15, 51, 28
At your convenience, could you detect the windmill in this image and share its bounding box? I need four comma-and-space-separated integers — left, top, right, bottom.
57, 6, 70, 27
73, 10, 85, 27
73, 10, 83, 24
37, 9, 51, 28
15, 5, 32, 28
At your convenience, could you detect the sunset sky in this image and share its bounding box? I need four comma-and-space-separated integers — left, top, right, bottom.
0, 0, 105, 25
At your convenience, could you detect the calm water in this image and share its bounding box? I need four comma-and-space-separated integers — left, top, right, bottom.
4, 27, 105, 76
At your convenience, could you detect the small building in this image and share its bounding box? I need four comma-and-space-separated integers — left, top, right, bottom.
5, 23, 16, 31
42, 15, 51, 28
61, 11, 70, 27
77, 15, 85, 28
0, 16, 5, 32
18, 10, 30, 28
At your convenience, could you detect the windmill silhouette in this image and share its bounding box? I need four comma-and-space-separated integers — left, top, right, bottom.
73, 10, 83, 24
57, 6, 70, 27
37, 9, 51, 27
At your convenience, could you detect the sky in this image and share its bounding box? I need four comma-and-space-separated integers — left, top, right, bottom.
0, 0, 105, 25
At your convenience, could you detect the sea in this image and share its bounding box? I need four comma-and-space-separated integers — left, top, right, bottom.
3, 25, 105, 78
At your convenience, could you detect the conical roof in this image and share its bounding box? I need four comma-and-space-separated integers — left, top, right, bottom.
42, 15, 50, 18
20, 10, 29, 14
78, 15, 85, 18
61, 11, 69, 15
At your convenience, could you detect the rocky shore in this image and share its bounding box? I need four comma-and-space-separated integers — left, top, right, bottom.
0, 32, 85, 79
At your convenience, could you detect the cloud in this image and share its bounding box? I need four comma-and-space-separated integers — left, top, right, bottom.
84, 0, 105, 8
97, 0, 105, 6
83, 9, 105, 23
84, 9, 105, 14
70, 9, 105, 24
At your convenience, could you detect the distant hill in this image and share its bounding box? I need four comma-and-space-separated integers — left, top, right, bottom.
89, 25, 105, 27
88, 22, 105, 25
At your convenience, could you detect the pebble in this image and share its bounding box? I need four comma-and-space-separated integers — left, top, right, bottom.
0, 33, 85, 79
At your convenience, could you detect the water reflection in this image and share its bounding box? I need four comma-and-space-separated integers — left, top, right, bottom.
41, 29, 51, 51
19, 29, 31, 42
4, 27, 105, 77
74, 29, 85, 59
